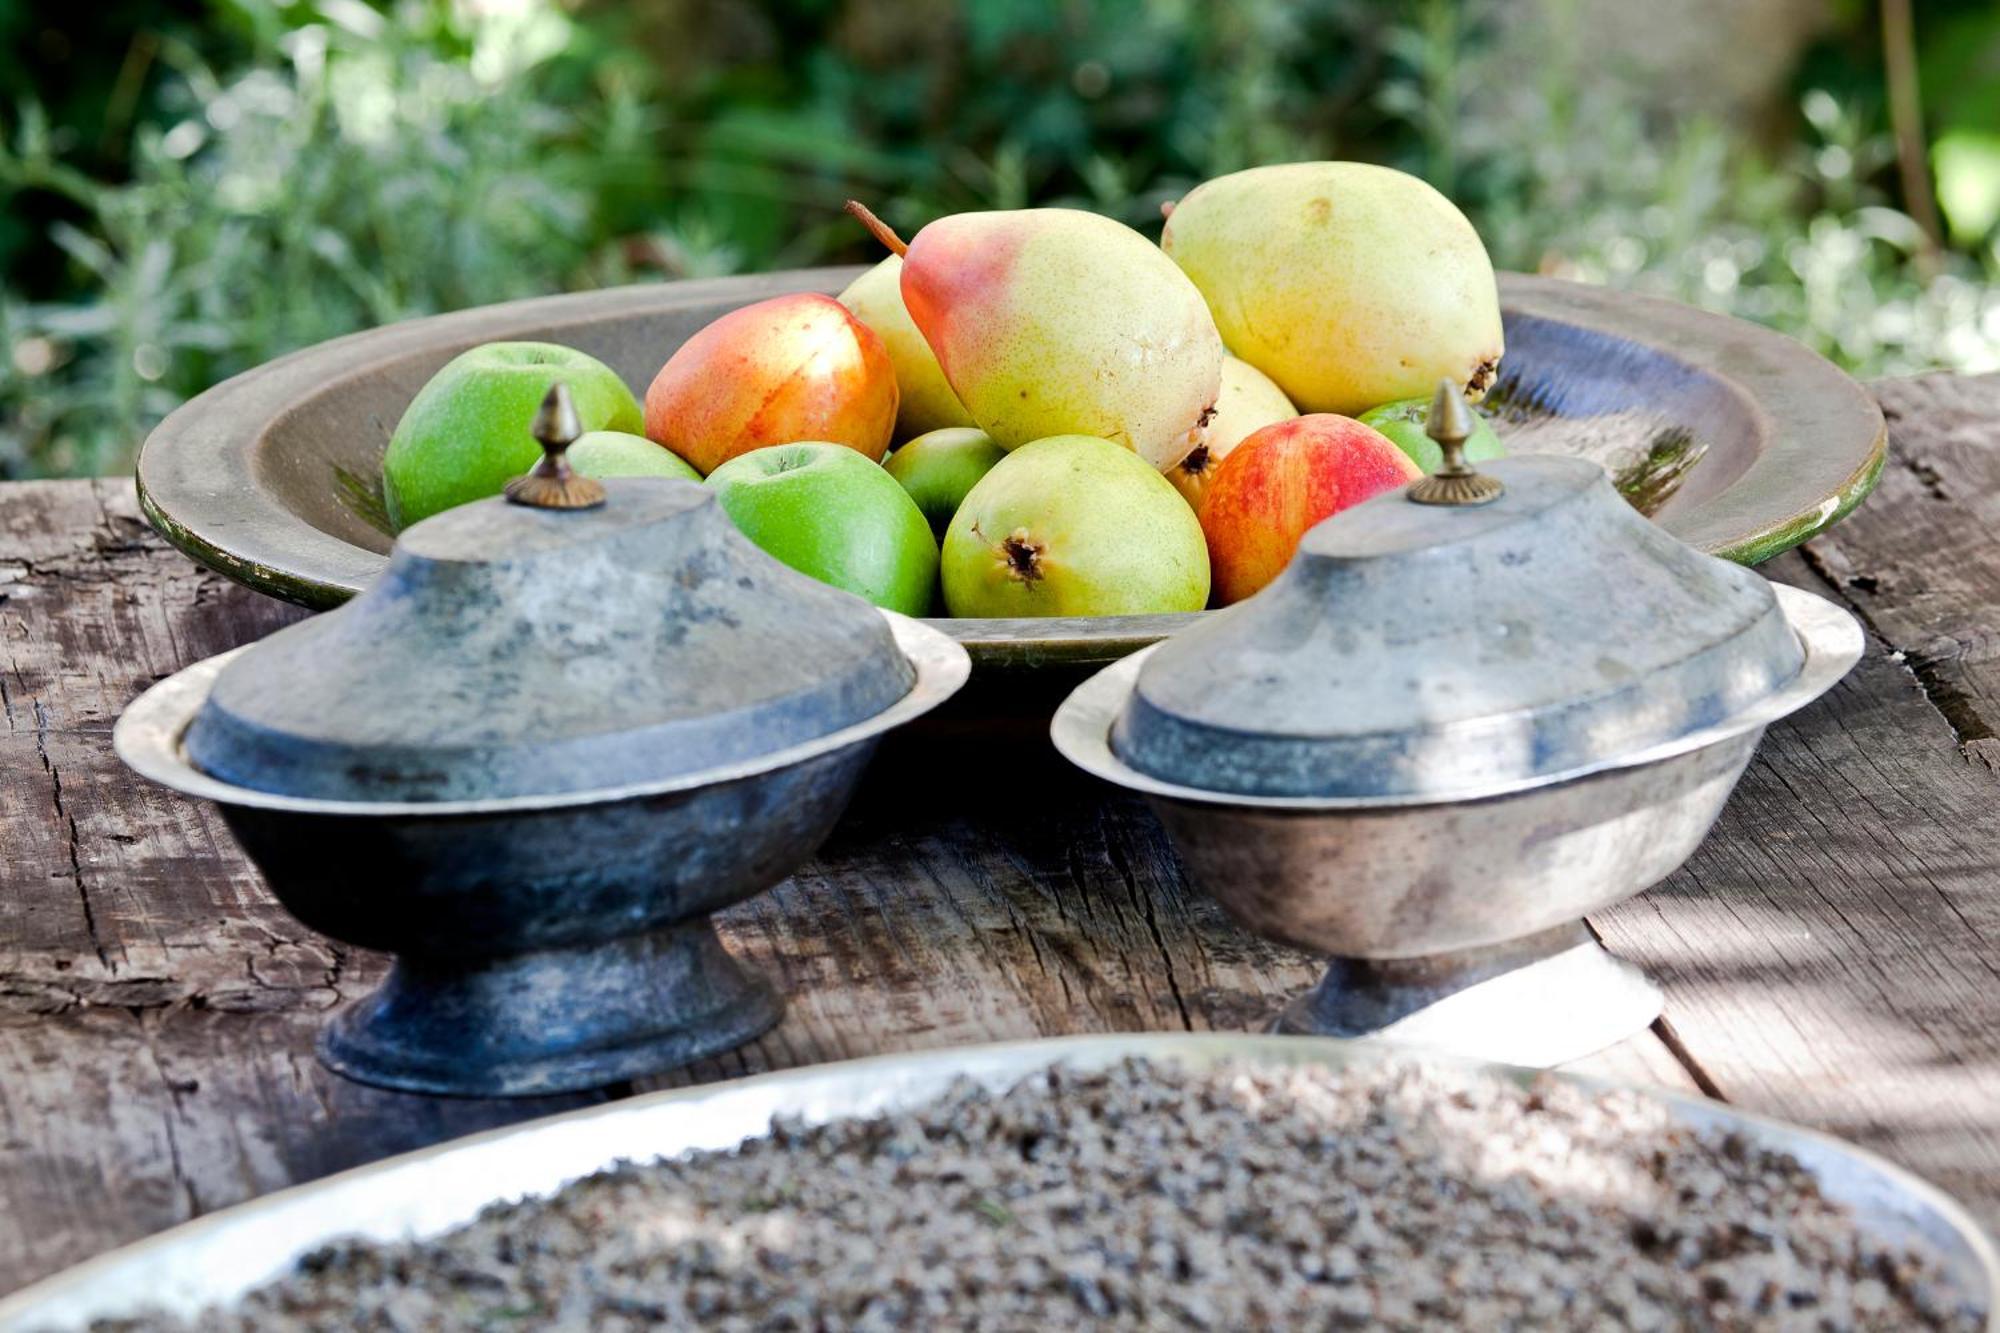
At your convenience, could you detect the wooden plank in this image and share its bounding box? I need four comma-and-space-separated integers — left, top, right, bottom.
1594, 529, 2000, 1229
0, 481, 607, 1293
0, 1005, 606, 1294
1802, 372, 2000, 768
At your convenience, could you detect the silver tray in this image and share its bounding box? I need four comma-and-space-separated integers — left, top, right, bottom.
1, 1034, 1991, 1329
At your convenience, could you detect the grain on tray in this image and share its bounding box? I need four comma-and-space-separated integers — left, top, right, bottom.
90, 1057, 1983, 1332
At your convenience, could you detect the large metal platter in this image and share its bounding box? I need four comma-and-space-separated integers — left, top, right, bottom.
0, 1034, 1989, 1328
136, 269, 1885, 672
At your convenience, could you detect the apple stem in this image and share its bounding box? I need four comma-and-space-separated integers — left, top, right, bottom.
845, 200, 909, 257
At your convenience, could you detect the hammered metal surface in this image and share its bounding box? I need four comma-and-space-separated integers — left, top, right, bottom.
1147, 727, 1761, 959
115, 616, 971, 1096
1113, 456, 1802, 800
185, 479, 912, 803
1050, 585, 1865, 1064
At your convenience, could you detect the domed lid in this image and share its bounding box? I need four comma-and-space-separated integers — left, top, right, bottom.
1111, 401, 1804, 802
184, 387, 914, 802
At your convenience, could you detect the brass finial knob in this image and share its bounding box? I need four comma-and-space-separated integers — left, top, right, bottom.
505, 382, 606, 510
1408, 379, 1504, 507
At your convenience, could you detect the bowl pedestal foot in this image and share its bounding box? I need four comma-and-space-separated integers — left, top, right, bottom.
1271, 921, 1661, 1068
318, 918, 782, 1097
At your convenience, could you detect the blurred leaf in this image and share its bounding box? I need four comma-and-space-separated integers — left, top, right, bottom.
8, 0, 2000, 478
47, 222, 116, 278
1934, 131, 2000, 246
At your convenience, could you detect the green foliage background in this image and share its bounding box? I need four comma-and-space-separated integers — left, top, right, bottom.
3, 0, 1997, 478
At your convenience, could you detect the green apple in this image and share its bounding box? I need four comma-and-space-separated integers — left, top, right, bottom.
382, 342, 643, 528
568, 430, 703, 482
884, 427, 1007, 538
941, 434, 1209, 618
1357, 396, 1505, 475
706, 442, 938, 616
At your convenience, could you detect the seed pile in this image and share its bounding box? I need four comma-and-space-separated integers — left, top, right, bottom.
93, 1058, 1981, 1332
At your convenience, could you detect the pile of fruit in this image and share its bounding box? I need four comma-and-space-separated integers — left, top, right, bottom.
381, 161, 1508, 619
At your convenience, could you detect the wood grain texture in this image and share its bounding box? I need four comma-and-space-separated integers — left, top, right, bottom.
0, 481, 607, 1293
1800, 373, 2000, 769
2, 372, 1996, 1296
1593, 372, 2000, 1231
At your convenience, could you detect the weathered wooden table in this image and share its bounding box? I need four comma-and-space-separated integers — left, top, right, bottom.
3, 373, 1997, 1296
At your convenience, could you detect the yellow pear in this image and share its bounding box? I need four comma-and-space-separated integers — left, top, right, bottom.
1167, 356, 1298, 510
838, 256, 976, 439
1161, 162, 1503, 415
851, 202, 1222, 471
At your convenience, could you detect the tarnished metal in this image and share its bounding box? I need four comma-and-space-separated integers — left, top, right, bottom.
183, 480, 915, 803
115, 615, 970, 1096
0, 1033, 1988, 1331
1112, 456, 1806, 801
126, 460, 973, 1095
504, 381, 604, 510
1409, 379, 1505, 506
1053, 584, 1864, 1065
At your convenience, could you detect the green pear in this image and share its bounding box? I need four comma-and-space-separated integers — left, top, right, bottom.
567, 430, 704, 482
1161, 162, 1503, 416
940, 434, 1209, 618
884, 427, 1007, 537
862, 204, 1223, 471
1357, 397, 1506, 475
838, 256, 976, 439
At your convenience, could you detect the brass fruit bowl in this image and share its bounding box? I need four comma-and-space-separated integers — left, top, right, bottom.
136, 269, 1884, 673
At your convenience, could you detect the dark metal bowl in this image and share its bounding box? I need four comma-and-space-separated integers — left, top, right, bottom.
112, 615, 971, 1097
137, 269, 1884, 672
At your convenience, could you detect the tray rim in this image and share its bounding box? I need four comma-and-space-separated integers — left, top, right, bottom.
134, 268, 1886, 669
112, 613, 969, 817
0, 1032, 1990, 1328
1049, 582, 1864, 810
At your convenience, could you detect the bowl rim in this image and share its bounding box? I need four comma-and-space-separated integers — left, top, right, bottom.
111, 612, 970, 817
1049, 582, 1865, 810
134, 269, 1886, 666
0, 1031, 1989, 1329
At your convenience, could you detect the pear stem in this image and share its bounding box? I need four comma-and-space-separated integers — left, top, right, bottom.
844, 200, 908, 257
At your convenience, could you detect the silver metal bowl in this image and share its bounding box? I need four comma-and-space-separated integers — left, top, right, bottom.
0, 1033, 1988, 1330
113, 614, 970, 1098
1051, 584, 1865, 1066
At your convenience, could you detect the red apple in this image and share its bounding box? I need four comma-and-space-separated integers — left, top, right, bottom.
645, 293, 898, 475
1198, 414, 1421, 605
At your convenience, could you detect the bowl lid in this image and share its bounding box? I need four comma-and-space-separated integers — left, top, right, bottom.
1111, 445, 1806, 801
183, 390, 913, 802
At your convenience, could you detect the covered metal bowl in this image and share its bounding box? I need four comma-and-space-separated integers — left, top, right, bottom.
1052, 433, 1863, 1067
116, 404, 970, 1095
